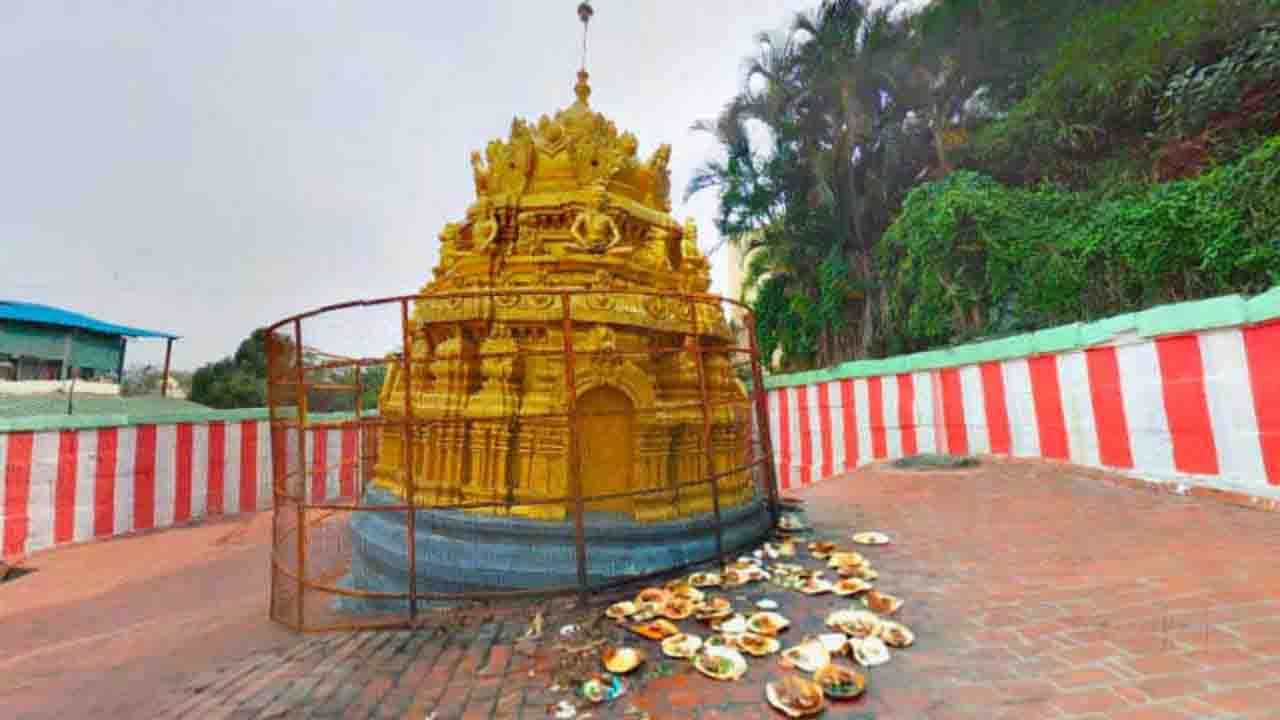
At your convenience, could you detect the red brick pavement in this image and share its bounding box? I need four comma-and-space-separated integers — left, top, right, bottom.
5, 458, 1280, 719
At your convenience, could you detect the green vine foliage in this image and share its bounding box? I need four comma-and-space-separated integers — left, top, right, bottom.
882, 135, 1280, 349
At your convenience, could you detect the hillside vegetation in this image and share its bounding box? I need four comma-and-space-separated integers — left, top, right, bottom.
693, 0, 1280, 369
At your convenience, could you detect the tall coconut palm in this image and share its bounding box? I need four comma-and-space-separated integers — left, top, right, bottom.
690, 1, 925, 366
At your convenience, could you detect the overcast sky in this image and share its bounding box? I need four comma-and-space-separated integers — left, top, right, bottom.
1, 1, 890, 371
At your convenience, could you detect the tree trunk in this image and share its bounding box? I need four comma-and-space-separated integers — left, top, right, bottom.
932, 106, 954, 177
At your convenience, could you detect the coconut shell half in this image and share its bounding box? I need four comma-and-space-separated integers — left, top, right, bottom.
766, 676, 826, 718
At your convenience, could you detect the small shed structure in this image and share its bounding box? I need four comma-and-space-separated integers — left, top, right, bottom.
0, 301, 179, 391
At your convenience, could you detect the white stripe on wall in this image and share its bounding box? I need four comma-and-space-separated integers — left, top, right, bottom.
26, 431, 58, 555
224, 422, 242, 514
1002, 359, 1041, 458
767, 389, 781, 477
192, 424, 209, 519
257, 421, 272, 511
1115, 340, 1176, 478
325, 427, 342, 500
959, 365, 990, 455
853, 379, 873, 466
73, 430, 96, 543
829, 381, 849, 475
154, 425, 177, 530
882, 374, 902, 460
1058, 351, 1102, 469
115, 426, 137, 535
787, 386, 802, 478
1199, 329, 1267, 490
912, 371, 937, 454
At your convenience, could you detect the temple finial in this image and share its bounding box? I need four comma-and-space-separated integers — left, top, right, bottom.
575, 69, 591, 106
575, 2, 594, 106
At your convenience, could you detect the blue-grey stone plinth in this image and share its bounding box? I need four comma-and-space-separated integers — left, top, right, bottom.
336, 487, 772, 613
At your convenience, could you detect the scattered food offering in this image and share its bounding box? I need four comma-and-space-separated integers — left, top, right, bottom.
780, 640, 832, 673
861, 589, 904, 615
602, 646, 645, 674
694, 646, 750, 680
582, 512, 912, 715
851, 636, 892, 667
735, 632, 782, 656
814, 663, 868, 699
660, 632, 703, 658
833, 578, 873, 596
746, 611, 790, 636
878, 620, 916, 648
628, 619, 680, 641
766, 675, 827, 717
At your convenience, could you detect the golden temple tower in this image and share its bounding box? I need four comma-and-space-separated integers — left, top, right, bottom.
370, 65, 754, 523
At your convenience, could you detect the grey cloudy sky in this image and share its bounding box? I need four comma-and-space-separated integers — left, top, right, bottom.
2, 1, 839, 371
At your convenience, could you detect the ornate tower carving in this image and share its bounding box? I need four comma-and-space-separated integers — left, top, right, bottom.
375, 71, 750, 522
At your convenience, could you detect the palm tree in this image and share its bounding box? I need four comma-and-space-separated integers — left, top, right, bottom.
690, 1, 925, 366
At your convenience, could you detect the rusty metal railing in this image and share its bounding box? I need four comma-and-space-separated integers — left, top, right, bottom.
266, 288, 778, 632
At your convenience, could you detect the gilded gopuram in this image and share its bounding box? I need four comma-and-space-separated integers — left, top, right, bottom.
324, 33, 772, 605
369, 69, 756, 524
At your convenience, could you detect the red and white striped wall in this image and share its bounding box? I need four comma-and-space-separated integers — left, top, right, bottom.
766, 322, 1280, 497
1, 421, 360, 560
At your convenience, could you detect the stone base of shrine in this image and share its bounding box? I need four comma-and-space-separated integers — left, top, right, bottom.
335, 486, 773, 613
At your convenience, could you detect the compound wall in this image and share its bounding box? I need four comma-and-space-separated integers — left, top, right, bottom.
1, 413, 359, 560
765, 291, 1280, 502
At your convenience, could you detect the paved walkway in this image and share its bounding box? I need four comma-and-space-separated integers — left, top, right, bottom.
3, 459, 1279, 719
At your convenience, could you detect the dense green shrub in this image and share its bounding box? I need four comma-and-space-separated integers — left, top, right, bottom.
882, 135, 1280, 349
969, 0, 1280, 185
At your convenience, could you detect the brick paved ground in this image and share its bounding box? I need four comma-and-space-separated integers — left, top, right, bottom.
5, 458, 1280, 719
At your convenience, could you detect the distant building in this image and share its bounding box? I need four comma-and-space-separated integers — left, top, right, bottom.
722, 235, 774, 365
0, 301, 178, 396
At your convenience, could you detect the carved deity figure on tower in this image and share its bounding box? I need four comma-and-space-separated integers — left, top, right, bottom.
436, 222, 464, 277
635, 225, 675, 272
646, 144, 673, 209
471, 151, 489, 195
570, 191, 621, 254
469, 198, 500, 254
682, 217, 700, 258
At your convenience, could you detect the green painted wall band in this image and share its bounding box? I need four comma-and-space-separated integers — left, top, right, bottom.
765, 287, 1280, 389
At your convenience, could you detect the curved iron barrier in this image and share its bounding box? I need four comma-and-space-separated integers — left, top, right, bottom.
266, 288, 779, 631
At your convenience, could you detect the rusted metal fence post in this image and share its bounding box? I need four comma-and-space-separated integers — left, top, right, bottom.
688, 296, 725, 568
400, 299, 417, 621
354, 363, 364, 499
745, 313, 780, 527
292, 319, 308, 629
265, 334, 280, 624
561, 292, 589, 602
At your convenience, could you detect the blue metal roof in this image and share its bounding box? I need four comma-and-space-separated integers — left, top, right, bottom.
0, 301, 179, 339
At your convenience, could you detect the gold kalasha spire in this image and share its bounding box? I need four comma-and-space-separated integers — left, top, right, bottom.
574, 69, 591, 106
